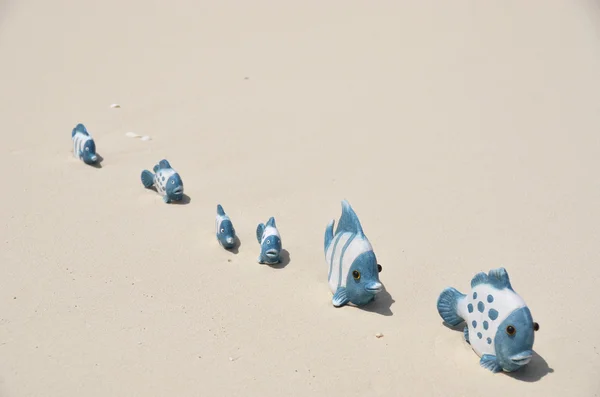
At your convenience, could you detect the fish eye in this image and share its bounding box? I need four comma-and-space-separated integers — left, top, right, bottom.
85, 147, 89, 151
533, 322, 539, 331
171, 180, 175, 184
266, 239, 270, 244
506, 325, 516, 336
220, 228, 224, 233
352, 270, 361, 280
377, 264, 382, 273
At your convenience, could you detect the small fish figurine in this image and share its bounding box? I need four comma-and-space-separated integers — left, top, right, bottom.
436, 267, 540, 373
216, 204, 237, 249
256, 217, 282, 264
140, 159, 184, 203
71, 123, 98, 165
324, 200, 383, 307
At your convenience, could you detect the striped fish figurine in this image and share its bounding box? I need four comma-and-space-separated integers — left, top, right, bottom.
324, 200, 383, 307
140, 159, 184, 203
71, 123, 98, 165
216, 204, 237, 249
256, 217, 282, 264
436, 268, 540, 373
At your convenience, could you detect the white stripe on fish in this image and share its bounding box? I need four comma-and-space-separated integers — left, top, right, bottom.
326, 232, 372, 293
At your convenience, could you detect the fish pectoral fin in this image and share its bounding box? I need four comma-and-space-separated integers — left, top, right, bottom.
480, 354, 502, 373
332, 287, 350, 307
463, 325, 470, 344
163, 195, 171, 203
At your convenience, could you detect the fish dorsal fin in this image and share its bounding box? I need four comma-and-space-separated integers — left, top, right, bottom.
471, 272, 489, 288
487, 267, 513, 291
158, 159, 172, 169
72, 123, 88, 137
471, 268, 513, 291
266, 217, 276, 228
334, 200, 364, 237
217, 204, 226, 216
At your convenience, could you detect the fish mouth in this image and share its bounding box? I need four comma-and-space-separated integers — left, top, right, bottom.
265, 249, 279, 259
90, 154, 98, 162
225, 237, 235, 246
510, 351, 533, 366
365, 281, 383, 294
172, 186, 183, 195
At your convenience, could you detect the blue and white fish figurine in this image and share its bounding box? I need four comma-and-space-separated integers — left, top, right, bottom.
140, 159, 184, 203
71, 123, 98, 165
436, 267, 540, 373
256, 217, 282, 264
216, 204, 237, 249
324, 200, 384, 308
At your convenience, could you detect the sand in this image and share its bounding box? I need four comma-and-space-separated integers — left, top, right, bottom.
1, 0, 600, 395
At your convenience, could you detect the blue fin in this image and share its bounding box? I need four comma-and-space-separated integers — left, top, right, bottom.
324, 220, 334, 253
488, 267, 513, 291
163, 195, 171, 203
141, 170, 154, 188
158, 159, 171, 169
72, 123, 88, 137
464, 325, 470, 344
471, 272, 488, 288
217, 204, 225, 216
332, 287, 350, 307
256, 223, 265, 243
436, 287, 466, 326
266, 217, 276, 228
334, 200, 365, 237
471, 268, 513, 291
153, 164, 159, 173
480, 354, 502, 373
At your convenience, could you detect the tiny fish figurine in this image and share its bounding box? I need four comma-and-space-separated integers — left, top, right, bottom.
256, 217, 282, 264
140, 159, 184, 203
216, 204, 237, 249
324, 200, 383, 308
436, 267, 540, 373
71, 123, 98, 165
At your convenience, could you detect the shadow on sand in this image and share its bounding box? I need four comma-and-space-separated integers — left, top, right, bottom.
442, 321, 553, 382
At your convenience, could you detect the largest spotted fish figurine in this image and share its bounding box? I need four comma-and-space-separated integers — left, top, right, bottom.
324, 200, 383, 308
436, 268, 540, 373
141, 159, 184, 203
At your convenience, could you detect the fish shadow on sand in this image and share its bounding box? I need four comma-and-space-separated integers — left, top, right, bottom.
505, 351, 553, 382
267, 249, 291, 269
90, 154, 104, 168
224, 237, 241, 255
358, 288, 395, 316
442, 321, 553, 382
145, 187, 191, 205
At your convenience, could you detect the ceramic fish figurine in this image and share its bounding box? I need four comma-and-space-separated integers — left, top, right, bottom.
140, 159, 184, 203
71, 123, 98, 165
216, 204, 237, 249
324, 200, 383, 307
256, 217, 282, 264
436, 267, 540, 373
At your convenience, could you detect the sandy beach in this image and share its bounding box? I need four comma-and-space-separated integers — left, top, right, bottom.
1, 0, 600, 395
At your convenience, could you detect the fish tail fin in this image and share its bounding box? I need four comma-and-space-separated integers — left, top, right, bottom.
324, 219, 335, 254
217, 204, 226, 216
256, 223, 265, 243
141, 170, 154, 188
437, 287, 466, 326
